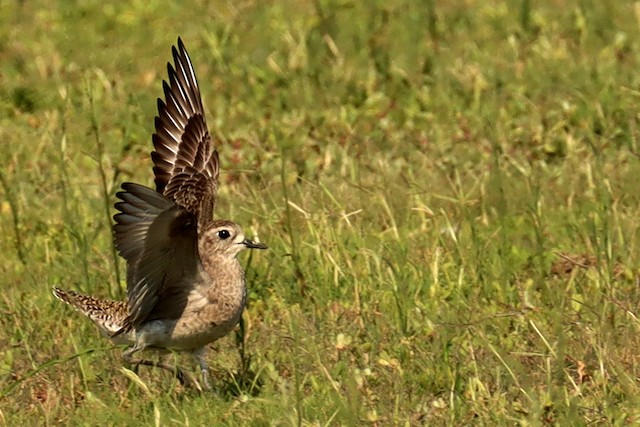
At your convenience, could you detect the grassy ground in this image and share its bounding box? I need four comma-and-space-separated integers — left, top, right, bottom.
2, 0, 640, 424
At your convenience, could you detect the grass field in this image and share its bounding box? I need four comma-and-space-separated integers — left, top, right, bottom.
2, 0, 640, 424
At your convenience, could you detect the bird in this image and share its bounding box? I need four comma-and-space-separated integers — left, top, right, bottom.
53, 38, 267, 390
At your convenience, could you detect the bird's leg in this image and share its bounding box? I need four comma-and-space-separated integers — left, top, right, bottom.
131, 359, 189, 386
193, 347, 211, 390
123, 343, 189, 386
122, 342, 146, 363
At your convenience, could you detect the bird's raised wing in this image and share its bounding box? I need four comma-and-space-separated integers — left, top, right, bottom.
113, 182, 199, 333
151, 38, 219, 228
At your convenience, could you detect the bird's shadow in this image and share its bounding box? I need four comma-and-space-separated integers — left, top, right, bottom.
169, 356, 263, 399
214, 319, 264, 398
213, 363, 264, 398
178, 319, 264, 398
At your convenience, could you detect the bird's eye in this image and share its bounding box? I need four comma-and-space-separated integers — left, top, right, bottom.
218, 229, 231, 240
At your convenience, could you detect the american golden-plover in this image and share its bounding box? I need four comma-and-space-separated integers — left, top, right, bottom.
53, 38, 267, 389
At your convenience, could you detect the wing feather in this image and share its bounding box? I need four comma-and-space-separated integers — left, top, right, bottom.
111, 39, 224, 334
113, 183, 199, 333
150, 38, 219, 226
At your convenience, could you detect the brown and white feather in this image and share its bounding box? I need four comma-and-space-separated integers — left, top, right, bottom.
151, 37, 219, 227
52, 287, 128, 337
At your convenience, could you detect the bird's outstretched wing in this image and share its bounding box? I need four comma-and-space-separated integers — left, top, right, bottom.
112, 183, 199, 333
151, 37, 218, 228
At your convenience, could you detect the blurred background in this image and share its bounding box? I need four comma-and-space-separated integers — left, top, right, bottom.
2, 0, 640, 424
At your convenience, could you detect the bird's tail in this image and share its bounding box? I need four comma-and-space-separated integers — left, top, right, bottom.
52, 287, 131, 340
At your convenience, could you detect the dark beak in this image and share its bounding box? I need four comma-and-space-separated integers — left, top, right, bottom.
242, 239, 268, 250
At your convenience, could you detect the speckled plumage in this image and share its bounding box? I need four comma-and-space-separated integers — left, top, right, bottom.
53, 38, 266, 389
52, 287, 131, 343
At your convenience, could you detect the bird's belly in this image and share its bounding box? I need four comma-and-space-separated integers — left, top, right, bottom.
137, 299, 244, 351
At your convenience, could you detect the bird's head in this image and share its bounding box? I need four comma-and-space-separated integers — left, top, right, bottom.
200, 220, 267, 258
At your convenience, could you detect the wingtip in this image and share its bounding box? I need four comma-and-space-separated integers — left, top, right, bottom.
171, 45, 180, 63
165, 64, 176, 85
173, 37, 193, 72
155, 98, 166, 115
161, 78, 172, 96
177, 37, 188, 57
117, 182, 133, 196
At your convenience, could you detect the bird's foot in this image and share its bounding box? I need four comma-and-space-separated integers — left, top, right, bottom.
130, 358, 190, 386
201, 368, 212, 391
